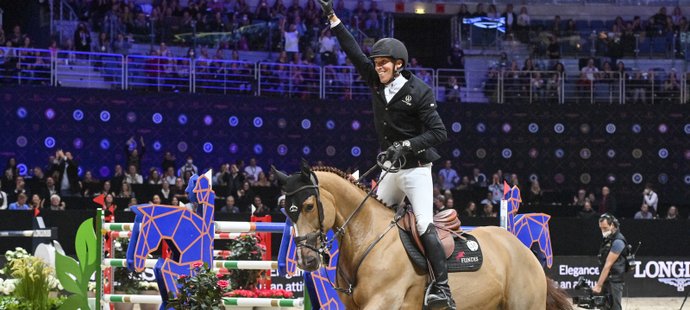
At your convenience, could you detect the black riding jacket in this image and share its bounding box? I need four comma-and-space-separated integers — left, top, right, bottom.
331, 22, 447, 168
598, 230, 628, 283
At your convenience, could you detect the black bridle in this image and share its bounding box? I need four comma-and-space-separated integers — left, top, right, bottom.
288, 155, 402, 295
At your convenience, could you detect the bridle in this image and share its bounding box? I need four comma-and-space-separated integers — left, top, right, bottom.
287, 155, 402, 295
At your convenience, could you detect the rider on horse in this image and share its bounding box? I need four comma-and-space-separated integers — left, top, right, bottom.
317, 1, 454, 308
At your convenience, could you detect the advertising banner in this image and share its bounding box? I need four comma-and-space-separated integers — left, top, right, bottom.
550, 256, 690, 297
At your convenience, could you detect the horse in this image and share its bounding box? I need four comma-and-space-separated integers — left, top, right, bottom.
274, 163, 572, 310
126, 170, 215, 306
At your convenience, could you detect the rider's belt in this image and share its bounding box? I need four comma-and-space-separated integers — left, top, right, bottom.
401, 156, 431, 170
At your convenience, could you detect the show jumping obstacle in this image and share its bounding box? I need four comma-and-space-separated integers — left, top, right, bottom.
98, 170, 306, 309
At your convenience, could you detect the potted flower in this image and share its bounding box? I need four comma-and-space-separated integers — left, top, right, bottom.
223, 234, 266, 290
167, 262, 231, 310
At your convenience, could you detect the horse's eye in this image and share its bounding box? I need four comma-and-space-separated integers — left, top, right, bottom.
305, 204, 315, 212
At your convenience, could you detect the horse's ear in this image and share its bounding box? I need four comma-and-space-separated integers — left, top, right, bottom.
300, 159, 312, 179
272, 165, 289, 186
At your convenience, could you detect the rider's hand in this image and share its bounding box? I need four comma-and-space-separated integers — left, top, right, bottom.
318, 0, 334, 17
592, 283, 602, 294
385, 142, 405, 163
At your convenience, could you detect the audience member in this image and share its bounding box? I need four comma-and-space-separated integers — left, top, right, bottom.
0, 180, 7, 210
220, 196, 240, 214
482, 203, 497, 218
437, 160, 459, 192
252, 196, 271, 216
665, 206, 678, 220
126, 136, 146, 171
634, 203, 654, 219
597, 186, 617, 215
577, 201, 598, 220
125, 164, 144, 184
159, 181, 172, 204
48, 194, 65, 211
462, 201, 477, 218
8, 193, 30, 210
178, 155, 199, 177
244, 158, 264, 184
642, 183, 659, 216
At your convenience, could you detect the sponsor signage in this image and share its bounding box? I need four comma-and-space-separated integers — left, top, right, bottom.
550, 256, 690, 297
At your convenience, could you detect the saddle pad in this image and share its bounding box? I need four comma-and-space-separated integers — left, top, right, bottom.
399, 228, 483, 273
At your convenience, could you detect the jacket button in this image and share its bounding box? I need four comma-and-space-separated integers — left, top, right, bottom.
384, 136, 389, 140
385, 108, 389, 111
383, 121, 387, 126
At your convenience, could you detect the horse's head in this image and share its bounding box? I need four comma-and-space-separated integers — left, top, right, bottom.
273, 161, 336, 272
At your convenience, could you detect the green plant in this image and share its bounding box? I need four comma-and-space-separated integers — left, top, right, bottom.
0, 295, 66, 310
8, 256, 53, 310
55, 218, 99, 310
223, 234, 266, 290
167, 262, 230, 310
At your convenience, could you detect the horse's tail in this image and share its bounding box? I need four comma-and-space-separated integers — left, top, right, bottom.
545, 276, 573, 310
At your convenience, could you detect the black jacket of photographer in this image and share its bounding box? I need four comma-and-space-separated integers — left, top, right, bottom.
331, 23, 447, 168
598, 230, 629, 283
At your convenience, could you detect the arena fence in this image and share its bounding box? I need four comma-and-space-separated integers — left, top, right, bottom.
2, 47, 689, 104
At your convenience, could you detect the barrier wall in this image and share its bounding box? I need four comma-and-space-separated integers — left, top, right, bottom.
0, 211, 687, 257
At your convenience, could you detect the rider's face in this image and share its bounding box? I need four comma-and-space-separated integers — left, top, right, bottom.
373, 57, 399, 84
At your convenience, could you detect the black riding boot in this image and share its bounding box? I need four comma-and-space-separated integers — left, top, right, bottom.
421, 224, 456, 310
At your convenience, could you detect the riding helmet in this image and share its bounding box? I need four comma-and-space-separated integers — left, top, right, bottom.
370, 38, 408, 68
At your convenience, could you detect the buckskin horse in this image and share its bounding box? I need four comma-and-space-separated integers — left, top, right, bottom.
274, 163, 572, 310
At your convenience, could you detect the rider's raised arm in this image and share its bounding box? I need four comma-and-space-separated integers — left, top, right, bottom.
327, 15, 379, 87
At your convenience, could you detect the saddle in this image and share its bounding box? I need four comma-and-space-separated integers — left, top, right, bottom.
396, 205, 483, 272
396, 207, 462, 258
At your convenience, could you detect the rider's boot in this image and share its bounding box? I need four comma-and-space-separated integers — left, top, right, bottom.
421, 224, 456, 310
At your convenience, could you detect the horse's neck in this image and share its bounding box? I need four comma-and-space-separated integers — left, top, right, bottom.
317, 173, 394, 268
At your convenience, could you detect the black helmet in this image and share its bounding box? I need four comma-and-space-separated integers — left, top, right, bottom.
370, 38, 408, 69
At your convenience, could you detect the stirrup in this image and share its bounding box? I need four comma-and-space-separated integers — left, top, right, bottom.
424, 282, 456, 310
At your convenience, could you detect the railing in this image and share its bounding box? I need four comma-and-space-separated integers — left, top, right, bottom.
257, 62, 321, 99
2, 47, 690, 104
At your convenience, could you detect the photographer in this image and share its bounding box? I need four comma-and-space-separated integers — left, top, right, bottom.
593, 214, 628, 310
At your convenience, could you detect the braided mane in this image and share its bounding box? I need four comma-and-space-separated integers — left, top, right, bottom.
311, 166, 388, 207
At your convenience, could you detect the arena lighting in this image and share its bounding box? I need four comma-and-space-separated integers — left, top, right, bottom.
73, 138, 83, 149
45, 108, 55, 120
253, 144, 263, 154
253, 117, 263, 128
44, 137, 56, 149
72, 109, 84, 121
203, 142, 213, 153
178, 114, 188, 125
177, 141, 188, 152
99, 166, 110, 178
152, 113, 163, 124
414, 7, 425, 14
126, 112, 137, 123
16, 136, 27, 147
277, 144, 288, 156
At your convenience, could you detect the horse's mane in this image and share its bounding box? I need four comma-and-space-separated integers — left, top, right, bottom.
311, 166, 389, 208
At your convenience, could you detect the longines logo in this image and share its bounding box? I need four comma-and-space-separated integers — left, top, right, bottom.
633, 261, 690, 292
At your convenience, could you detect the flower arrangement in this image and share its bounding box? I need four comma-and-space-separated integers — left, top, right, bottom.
6, 255, 55, 310
0, 248, 62, 296
224, 288, 294, 299
167, 262, 229, 310
222, 234, 266, 290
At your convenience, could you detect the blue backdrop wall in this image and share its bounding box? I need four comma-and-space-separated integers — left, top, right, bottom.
2, 86, 690, 214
